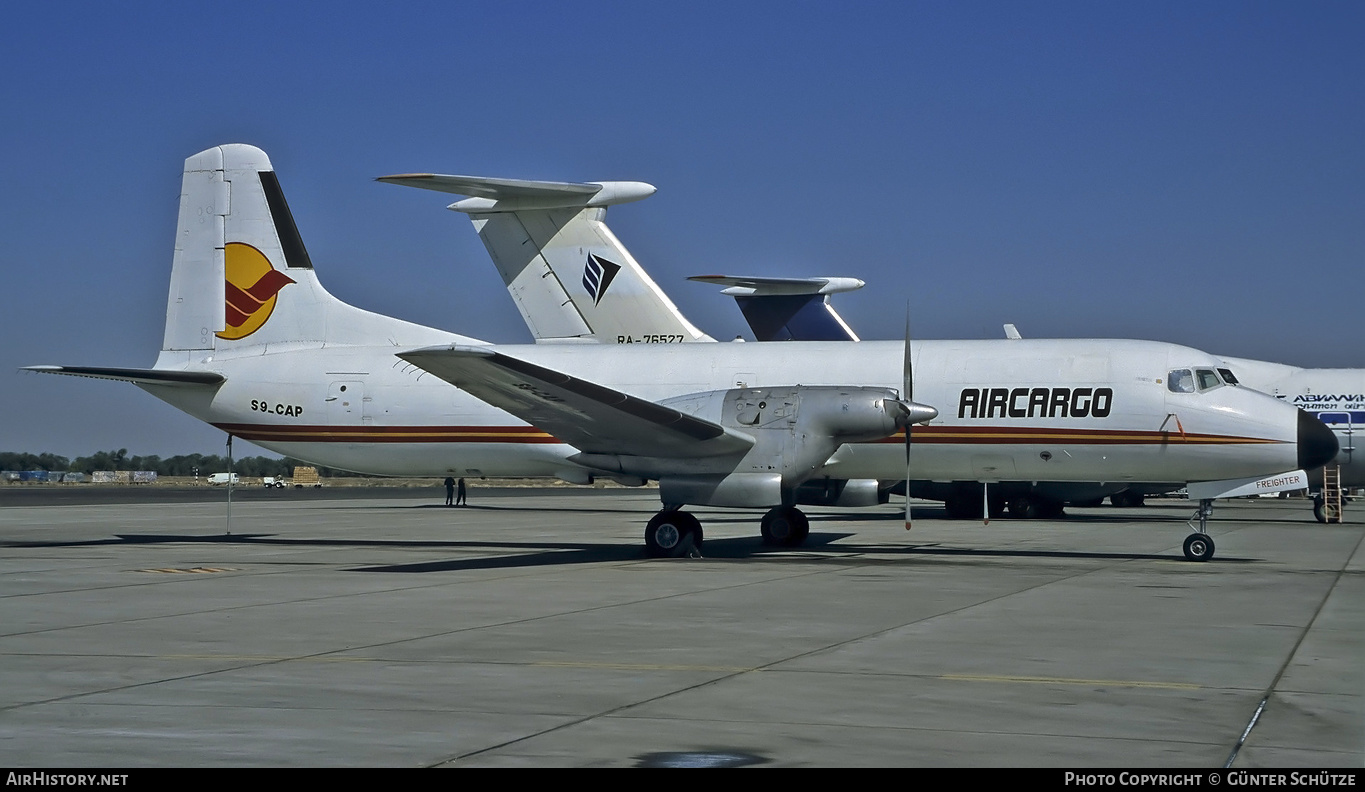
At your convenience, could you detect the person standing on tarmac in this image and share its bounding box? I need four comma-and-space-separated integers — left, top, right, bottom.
444, 476, 456, 506
456, 477, 467, 506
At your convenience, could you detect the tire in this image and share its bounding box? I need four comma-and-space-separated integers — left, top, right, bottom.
1314, 496, 1342, 524
761, 507, 809, 547
1182, 533, 1215, 562
645, 511, 701, 558
1008, 498, 1036, 519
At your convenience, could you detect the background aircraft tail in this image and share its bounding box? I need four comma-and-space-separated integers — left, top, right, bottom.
379, 173, 713, 344
161, 145, 466, 359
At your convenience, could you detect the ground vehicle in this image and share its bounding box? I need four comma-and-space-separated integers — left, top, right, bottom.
207, 473, 240, 485
262, 476, 287, 488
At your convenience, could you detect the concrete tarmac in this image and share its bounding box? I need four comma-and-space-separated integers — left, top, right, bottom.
1, 490, 1361, 768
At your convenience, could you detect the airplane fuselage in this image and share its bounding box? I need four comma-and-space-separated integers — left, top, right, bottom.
143, 338, 1307, 490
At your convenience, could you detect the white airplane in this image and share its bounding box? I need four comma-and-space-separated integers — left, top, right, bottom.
386, 170, 1347, 528
24, 145, 1338, 564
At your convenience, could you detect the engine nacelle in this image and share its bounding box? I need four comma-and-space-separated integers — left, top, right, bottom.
795, 478, 887, 507
659, 385, 907, 443
646, 386, 930, 506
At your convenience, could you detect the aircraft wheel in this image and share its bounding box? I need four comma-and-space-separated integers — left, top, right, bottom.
760, 506, 809, 547
1313, 496, 1342, 524
1182, 533, 1215, 562
645, 511, 702, 558
1036, 498, 1066, 519
1008, 498, 1037, 519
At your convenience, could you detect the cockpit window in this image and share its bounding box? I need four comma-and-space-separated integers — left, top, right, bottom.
1196, 369, 1222, 391
1167, 369, 1195, 393
1217, 368, 1239, 385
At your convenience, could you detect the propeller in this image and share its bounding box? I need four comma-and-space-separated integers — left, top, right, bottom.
894, 307, 938, 529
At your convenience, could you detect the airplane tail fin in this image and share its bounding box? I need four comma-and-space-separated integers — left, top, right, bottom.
161, 145, 463, 359
378, 173, 713, 344
688, 275, 864, 341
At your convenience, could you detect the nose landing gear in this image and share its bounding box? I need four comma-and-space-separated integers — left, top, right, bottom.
1183, 498, 1216, 562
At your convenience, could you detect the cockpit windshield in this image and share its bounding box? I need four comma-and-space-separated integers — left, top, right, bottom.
1168, 368, 1227, 394
1217, 368, 1239, 385
1196, 369, 1222, 391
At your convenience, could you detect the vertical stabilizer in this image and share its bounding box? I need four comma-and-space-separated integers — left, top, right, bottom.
163, 145, 467, 355
379, 173, 714, 344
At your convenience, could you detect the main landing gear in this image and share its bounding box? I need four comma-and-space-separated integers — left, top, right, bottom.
644, 510, 703, 558
643, 505, 812, 557
760, 506, 809, 547
1183, 498, 1216, 562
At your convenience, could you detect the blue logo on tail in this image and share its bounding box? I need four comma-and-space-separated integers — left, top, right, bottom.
582, 253, 622, 305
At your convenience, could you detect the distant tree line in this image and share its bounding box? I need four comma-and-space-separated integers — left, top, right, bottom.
1, 449, 366, 478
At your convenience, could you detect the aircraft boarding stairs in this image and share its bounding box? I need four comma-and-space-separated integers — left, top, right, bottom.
1316, 465, 1344, 523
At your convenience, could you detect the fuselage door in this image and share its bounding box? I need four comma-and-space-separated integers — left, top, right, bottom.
327, 381, 366, 425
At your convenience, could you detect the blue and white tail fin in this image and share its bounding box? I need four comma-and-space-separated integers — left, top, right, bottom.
687, 275, 864, 341
379, 173, 713, 344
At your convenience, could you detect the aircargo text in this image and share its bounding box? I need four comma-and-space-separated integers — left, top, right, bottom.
959, 387, 1113, 419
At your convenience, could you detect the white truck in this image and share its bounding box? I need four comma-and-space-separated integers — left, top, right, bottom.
207, 473, 240, 485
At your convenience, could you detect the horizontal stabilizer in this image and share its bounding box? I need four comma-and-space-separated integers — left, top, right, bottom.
22, 365, 224, 387
377, 173, 656, 213
688, 275, 865, 296
396, 346, 752, 459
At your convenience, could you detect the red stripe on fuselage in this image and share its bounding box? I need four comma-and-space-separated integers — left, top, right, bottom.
213, 422, 1280, 447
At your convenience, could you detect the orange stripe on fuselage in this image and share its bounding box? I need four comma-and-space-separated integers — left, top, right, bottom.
882, 425, 1279, 445
213, 423, 1281, 446
212, 423, 562, 444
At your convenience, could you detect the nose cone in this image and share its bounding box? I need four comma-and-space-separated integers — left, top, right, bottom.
1298, 410, 1340, 471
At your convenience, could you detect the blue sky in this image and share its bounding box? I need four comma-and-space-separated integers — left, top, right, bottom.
3, 2, 1362, 458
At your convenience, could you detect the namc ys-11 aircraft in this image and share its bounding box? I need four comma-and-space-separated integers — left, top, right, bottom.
25, 145, 1339, 561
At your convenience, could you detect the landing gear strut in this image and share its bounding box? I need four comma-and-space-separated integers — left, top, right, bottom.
760, 506, 809, 547
645, 510, 703, 558
1183, 498, 1216, 562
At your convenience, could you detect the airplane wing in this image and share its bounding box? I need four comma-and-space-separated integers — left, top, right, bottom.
396, 346, 753, 459
21, 365, 224, 387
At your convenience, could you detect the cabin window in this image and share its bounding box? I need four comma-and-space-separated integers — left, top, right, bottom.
1167, 369, 1195, 393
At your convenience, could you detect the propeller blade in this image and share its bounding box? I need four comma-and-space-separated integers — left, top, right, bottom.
904, 307, 913, 530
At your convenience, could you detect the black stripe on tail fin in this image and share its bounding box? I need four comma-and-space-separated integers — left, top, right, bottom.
259, 171, 313, 270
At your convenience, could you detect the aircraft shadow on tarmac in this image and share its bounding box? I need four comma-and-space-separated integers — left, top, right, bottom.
1, 525, 1251, 570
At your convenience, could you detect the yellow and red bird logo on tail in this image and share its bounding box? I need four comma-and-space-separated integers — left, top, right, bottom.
216, 243, 295, 340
